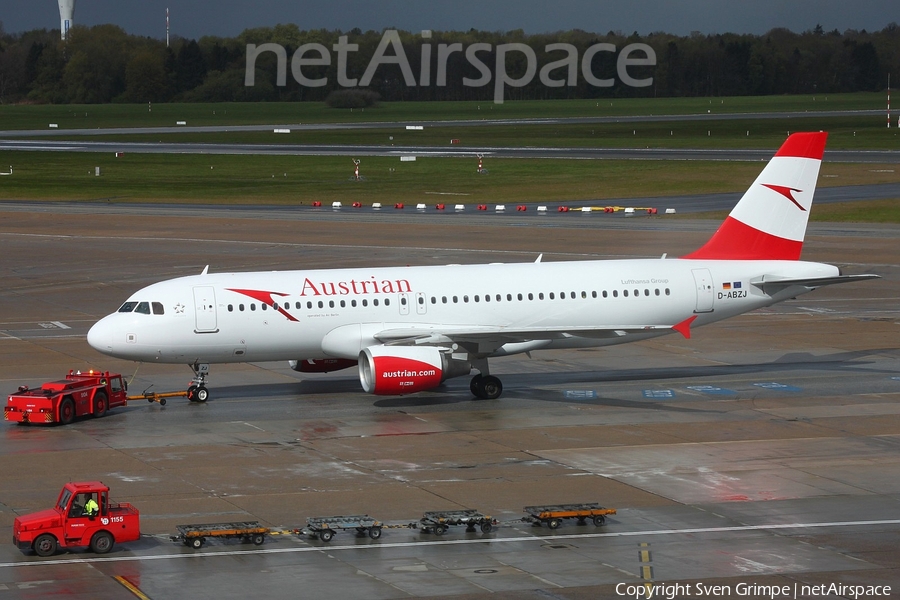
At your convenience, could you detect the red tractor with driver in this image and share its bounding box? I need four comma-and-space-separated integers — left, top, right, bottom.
13, 481, 141, 556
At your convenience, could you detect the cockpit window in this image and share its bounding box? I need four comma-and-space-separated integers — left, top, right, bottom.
152, 302, 164, 315
118, 302, 138, 313
134, 302, 151, 314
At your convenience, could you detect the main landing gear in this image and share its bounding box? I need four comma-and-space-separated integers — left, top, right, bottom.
187, 362, 210, 403
470, 374, 502, 400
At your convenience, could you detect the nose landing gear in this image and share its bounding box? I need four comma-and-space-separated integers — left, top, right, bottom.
187, 362, 210, 403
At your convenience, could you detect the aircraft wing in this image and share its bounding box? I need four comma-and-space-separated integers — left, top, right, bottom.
372, 322, 683, 354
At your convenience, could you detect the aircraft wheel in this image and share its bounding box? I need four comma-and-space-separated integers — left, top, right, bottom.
194, 386, 209, 403
187, 385, 198, 402
469, 375, 483, 398
480, 376, 503, 400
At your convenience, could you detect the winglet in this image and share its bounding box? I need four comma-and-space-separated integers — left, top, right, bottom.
672, 315, 698, 339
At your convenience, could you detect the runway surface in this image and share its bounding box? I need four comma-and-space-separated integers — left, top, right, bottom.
0, 109, 885, 137
0, 206, 898, 599
2, 109, 898, 163
2, 138, 898, 163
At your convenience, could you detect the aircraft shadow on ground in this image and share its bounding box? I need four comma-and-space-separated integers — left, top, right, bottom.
208, 348, 898, 409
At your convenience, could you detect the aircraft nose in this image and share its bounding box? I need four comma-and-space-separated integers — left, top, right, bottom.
87, 317, 114, 354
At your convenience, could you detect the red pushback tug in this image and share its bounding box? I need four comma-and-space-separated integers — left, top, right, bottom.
4, 370, 128, 425
13, 482, 141, 556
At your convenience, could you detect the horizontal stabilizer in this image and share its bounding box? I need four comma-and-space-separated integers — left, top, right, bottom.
751, 273, 880, 292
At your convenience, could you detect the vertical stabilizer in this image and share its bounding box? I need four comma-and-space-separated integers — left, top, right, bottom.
683, 132, 827, 260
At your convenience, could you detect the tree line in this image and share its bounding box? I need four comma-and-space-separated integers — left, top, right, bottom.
0, 22, 896, 104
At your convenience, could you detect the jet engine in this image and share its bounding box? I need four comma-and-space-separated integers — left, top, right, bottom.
358, 345, 472, 395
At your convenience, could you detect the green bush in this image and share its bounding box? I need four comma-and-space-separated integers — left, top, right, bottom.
325, 89, 380, 109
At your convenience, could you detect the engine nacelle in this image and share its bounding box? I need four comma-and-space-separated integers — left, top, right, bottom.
358, 345, 471, 395
289, 358, 357, 373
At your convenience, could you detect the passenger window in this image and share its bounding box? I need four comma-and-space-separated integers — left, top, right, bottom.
506, 294, 511, 301
374, 299, 380, 306
431, 297, 436, 304
329, 301, 335, 308
665, 288, 671, 296
484, 295, 489, 302
453, 296, 458, 303
307, 301, 313, 309
549, 293, 555, 300
634, 289, 639, 297
442, 296, 448, 304
385, 299, 390, 306
572, 292, 577, 299
118, 301, 138, 313
135, 302, 151, 314
655, 289, 660, 296
340, 300, 345, 308
623, 290, 629, 297
418, 297, 425, 305
644, 289, 650, 296
475, 295, 480, 302
318, 301, 324, 309
152, 302, 165, 315
362, 299, 368, 307
239, 304, 245, 311
613, 290, 618, 298
518, 293, 523, 301
296, 302, 302, 309
539, 293, 544, 300
528, 293, 533, 300
463, 295, 469, 303
251, 304, 256, 311
261, 303, 268, 311
352, 300, 357, 307
591, 291, 597, 298
401, 297, 407, 306
227, 305, 233, 312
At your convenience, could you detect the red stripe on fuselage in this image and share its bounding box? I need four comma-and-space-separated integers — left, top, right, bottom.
681, 216, 803, 260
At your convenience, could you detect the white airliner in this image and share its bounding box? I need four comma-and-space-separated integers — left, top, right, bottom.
87, 132, 876, 402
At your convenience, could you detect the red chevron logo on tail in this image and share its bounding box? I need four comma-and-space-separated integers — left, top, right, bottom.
761, 183, 806, 211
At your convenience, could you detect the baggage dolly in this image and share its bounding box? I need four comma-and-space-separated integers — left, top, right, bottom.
523, 503, 616, 530
303, 515, 383, 542
172, 521, 269, 549
419, 510, 496, 535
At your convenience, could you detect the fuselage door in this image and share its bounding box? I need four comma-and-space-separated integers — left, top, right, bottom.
691, 268, 715, 313
399, 292, 410, 316
193, 286, 218, 332
415, 292, 427, 315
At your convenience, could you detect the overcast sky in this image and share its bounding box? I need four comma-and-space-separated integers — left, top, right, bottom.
3, 0, 896, 39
